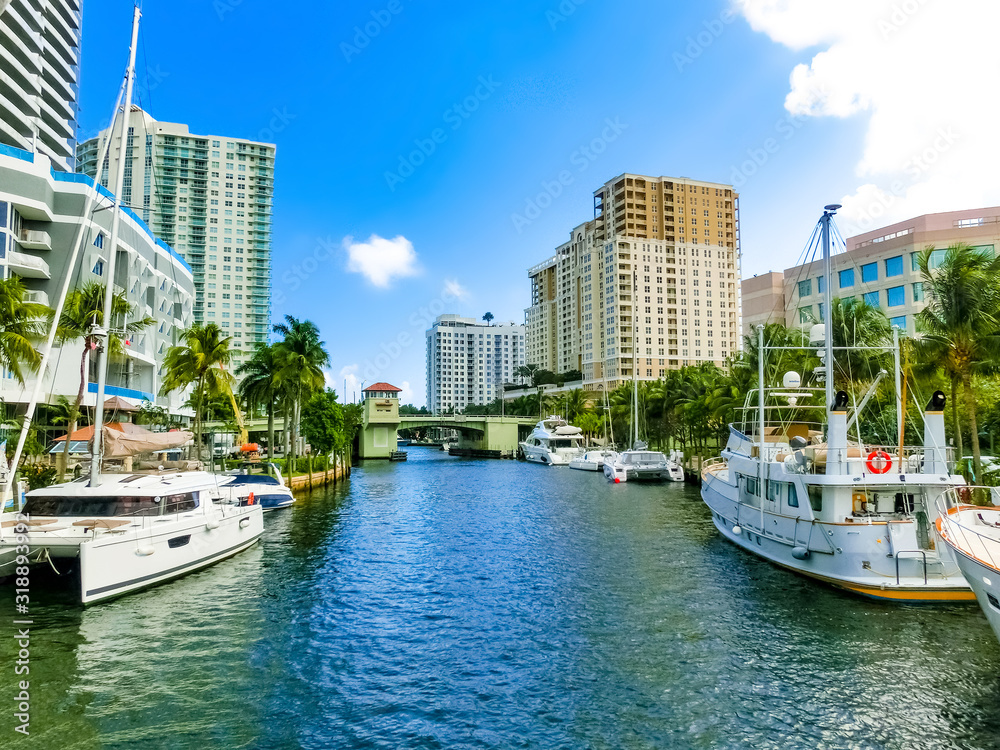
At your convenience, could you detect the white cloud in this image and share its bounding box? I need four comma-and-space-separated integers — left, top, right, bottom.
339, 364, 361, 402
443, 278, 469, 300
343, 234, 420, 288
398, 380, 415, 405
736, 0, 1000, 232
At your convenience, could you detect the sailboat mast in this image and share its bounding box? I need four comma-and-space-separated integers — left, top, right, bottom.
820, 204, 840, 415
89, 6, 141, 486
633, 270, 638, 448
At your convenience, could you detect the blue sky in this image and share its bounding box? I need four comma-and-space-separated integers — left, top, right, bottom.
78, 1, 992, 405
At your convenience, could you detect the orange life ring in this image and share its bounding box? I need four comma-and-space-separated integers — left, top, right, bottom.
866, 450, 892, 474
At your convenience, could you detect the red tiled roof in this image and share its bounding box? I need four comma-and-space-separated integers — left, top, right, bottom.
363, 382, 402, 392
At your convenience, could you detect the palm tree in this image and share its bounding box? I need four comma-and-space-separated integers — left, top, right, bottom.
0, 276, 47, 385
482, 312, 494, 326
563, 388, 590, 423
160, 323, 237, 462
273, 316, 329, 465
915, 244, 1000, 477
237, 343, 280, 461
56, 281, 153, 479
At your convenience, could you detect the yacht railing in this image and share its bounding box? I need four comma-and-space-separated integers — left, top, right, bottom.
937, 486, 1000, 572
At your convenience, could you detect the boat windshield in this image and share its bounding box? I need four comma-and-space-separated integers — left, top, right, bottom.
22, 493, 198, 517
624, 452, 664, 464
227, 474, 280, 486
550, 439, 577, 449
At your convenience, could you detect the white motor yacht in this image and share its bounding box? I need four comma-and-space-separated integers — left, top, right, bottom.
225, 461, 295, 511
700, 206, 972, 603
569, 449, 618, 471
0, 472, 263, 605
936, 486, 1000, 639
519, 417, 584, 465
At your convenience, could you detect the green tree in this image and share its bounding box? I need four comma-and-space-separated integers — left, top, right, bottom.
273, 316, 329, 465
482, 312, 494, 326
237, 343, 281, 461
56, 281, 153, 479
160, 323, 237, 462
915, 244, 1000, 477
0, 276, 47, 385
300, 388, 345, 455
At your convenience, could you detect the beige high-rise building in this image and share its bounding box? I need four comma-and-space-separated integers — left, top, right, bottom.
77, 107, 275, 369
526, 173, 742, 389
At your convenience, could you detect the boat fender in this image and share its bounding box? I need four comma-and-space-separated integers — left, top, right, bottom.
206, 520, 220, 530
791, 546, 810, 560
248, 492, 255, 505
135, 545, 155, 557
732, 526, 742, 536
239, 518, 251, 529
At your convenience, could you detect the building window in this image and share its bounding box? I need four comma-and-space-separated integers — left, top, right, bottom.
885, 255, 903, 277
838, 268, 854, 288
886, 285, 905, 307
863, 291, 880, 308
890, 315, 906, 330
818, 302, 826, 321
861, 262, 878, 283
797, 279, 812, 298
817, 275, 825, 294
912, 282, 924, 302
93, 260, 104, 276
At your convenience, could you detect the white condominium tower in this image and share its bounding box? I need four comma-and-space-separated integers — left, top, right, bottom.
526, 173, 741, 389
0, 0, 82, 172
77, 107, 275, 368
426, 315, 526, 414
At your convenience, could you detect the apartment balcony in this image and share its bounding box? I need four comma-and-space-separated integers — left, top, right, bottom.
8, 252, 50, 279
25, 289, 49, 306
17, 229, 51, 250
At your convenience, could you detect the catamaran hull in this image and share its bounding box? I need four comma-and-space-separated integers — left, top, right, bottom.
702, 480, 973, 603
78, 507, 263, 605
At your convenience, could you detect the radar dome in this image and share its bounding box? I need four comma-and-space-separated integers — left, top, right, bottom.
782, 371, 801, 389
809, 324, 825, 346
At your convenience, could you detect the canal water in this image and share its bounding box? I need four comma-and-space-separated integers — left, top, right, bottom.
3, 446, 1000, 749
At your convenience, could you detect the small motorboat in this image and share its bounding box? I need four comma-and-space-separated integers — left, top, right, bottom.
569, 449, 618, 471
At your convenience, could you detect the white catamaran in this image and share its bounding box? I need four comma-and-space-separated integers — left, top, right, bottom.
700, 205, 972, 603
0, 7, 263, 605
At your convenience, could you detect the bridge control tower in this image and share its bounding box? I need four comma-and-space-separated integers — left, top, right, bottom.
360, 382, 403, 459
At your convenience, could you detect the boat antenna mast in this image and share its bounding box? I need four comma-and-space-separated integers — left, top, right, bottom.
819, 204, 840, 419
89, 6, 141, 486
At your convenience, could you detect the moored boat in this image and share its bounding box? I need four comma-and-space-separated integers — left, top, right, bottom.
936, 486, 1000, 638
519, 417, 584, 465
569, 448, 618, 471
700, 205, 971, 603
0, 472, 262, 604
225, 461, 295, 511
